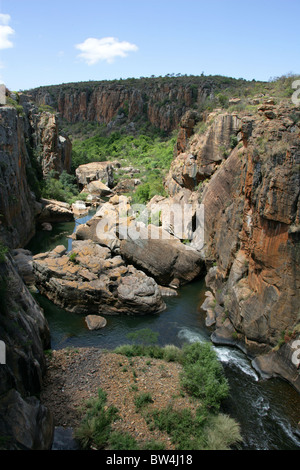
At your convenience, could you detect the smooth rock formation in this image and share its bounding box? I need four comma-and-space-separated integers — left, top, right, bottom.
120, 224, 205, 287
74, 197, 205, 286
85, 180, 112, 197
85, 314, 107, 330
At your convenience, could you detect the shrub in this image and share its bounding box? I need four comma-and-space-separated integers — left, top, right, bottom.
205, 414, 242, 450
180, 342, 229, 411
146, 405, 207, 450
134, 392, 154, 410
69, 252, 78, 264
74, 388, 119, 450
41, 170, 82, 204
108, 431, 139, 450
162, 344, 183, 362
146, 405, 241, 450
230, 134, 238, 149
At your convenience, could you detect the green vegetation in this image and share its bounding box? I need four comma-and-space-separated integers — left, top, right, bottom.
6, 95, 25, 117
75, 340, 240, 450
38, 104, 57, 114
126, 328, 160, 346
145, 406, 241, 450
134, 392, 154, 410
41, 170, 85, 204
69, 130, 176, 203
180, 342, 229, 411
68, 252, 78, 264
74, 388, 119, 450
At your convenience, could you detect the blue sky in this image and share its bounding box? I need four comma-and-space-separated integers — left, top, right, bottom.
0, 0, 299, 91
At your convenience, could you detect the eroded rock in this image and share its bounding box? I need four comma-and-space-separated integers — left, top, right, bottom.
32, 239, 166, 315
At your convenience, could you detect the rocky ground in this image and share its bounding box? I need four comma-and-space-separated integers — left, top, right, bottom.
40, 347, 202, 450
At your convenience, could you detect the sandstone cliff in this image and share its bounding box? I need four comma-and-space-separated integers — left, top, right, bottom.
166, 98, 300, 390
27, 76, 255, 134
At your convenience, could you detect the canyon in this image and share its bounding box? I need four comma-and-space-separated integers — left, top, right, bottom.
0, 76, 299, 449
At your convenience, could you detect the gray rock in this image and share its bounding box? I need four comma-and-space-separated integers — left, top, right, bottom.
85, 315, 107, 330
32, 240, 166, 316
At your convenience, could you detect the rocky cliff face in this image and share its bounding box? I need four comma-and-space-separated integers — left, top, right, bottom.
27, 77, 223, 133
0, 106, 40, 248
0, 91, 73, 449
20, 94, 72, 177
165, 110, 241, 195
166, 99, 300, 390
0, 254, 53, 449
0, 93, 72, 249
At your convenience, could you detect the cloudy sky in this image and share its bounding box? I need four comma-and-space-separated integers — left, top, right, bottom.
0, 0, 299, 90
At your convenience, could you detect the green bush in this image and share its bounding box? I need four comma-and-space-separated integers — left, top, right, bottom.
41, 170, 82, 204
162, 344, 183, 363
126, 328, 159, 346
74, 388, 119, 450
134, 392, 154, 410
180, 342, 229, 411
108, 431, 139, 450
146, 405, 241, 450
146, 405, 207, 450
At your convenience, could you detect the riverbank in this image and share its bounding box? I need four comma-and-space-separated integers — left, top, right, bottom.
41, 345, 243, 451
41, 347, 200, 450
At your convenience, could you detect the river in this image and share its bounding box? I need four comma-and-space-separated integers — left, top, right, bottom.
26, 208, 300, 450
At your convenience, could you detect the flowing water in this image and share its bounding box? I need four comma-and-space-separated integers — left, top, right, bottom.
26, 208, 300, 450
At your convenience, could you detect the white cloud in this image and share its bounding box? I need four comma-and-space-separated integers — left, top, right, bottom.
75, 37, 138, 65
0, 14, 14, 50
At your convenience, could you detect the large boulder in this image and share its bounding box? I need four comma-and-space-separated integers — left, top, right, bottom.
38, 198, 74, 224
32, 240, 166, 315
120, 224, 205, 287
75, 161, 115, 189
74, 197, 205, 286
